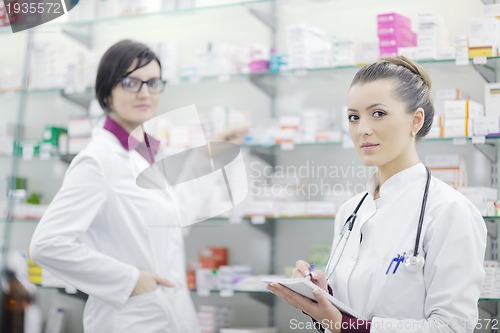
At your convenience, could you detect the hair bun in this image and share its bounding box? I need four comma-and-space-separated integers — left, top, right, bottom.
380, 55, 432, 89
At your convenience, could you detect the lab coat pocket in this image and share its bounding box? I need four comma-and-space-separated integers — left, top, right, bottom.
374, 254, 426, 317
112, 288, 175, 333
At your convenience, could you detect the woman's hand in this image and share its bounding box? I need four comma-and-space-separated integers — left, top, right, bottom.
267, 283, 342, 333
131, 271, 175, 297
293, 260, 328, 292
267, 260, 341, 332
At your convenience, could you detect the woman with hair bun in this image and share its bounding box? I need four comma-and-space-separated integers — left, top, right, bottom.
268, 56, 487, 333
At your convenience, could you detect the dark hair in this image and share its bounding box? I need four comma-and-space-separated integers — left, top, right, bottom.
95, 40, 162, 113
350, 55, 434, 139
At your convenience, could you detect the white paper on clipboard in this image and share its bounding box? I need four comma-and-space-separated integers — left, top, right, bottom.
262, 277, 366, 320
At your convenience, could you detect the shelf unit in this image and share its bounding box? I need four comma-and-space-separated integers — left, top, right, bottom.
1, 56, 499, 111
2, 0, 500, 332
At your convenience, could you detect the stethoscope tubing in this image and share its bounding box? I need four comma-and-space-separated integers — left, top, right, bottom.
325, 166, 431, 282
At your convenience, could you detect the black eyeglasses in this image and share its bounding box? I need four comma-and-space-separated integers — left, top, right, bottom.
118, 76, 166, 94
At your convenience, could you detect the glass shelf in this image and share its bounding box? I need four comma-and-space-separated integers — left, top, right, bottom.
0, 154, 67, 163
243, 136, 500, 150
0, 218, 40, 223
1, 57, 498, 97
190, 288, 270, 294
203, 215, 500, 222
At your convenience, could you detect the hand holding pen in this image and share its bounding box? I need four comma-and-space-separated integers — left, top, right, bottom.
306, 263, 316, 281
293, 260, 328, 292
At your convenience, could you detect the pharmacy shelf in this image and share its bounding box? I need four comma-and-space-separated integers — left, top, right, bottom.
200, 215, 500, 224
0, 218, 40, 223
0, 154, 70, 163
1, 56, 499, 99
243, 136, 500, 150
191, 289, 271, 294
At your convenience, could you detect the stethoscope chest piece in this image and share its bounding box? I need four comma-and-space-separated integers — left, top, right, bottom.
403, 255, 425, 272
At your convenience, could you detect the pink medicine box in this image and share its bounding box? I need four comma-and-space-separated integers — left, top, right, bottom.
377, 12, 412, 30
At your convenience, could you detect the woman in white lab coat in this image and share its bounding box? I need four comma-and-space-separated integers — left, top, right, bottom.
30, 40, 245, 333
268, 56, 487, 333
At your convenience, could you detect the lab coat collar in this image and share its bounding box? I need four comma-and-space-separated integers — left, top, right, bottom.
366, 162, 426, 204
104, 116, 160, 163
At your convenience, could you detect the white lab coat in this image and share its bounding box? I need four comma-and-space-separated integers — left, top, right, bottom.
325, 163, 487, 333
30, 128, 209, 333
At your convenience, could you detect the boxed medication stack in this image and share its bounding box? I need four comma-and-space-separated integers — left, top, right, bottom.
425, 116, 442, 139
65, 50, 94, 94
457, 187, 498, 216
331, 37, 361, 67
468, 18, 500, 58
443, 100, 484, 137
247, 43, 270, 73
286, 24, 330, 69
435, 88, 463, 117
425, 154, 466, 188
198, 305, 231, 333
301, 109, 335, 143
377, 13, 417, 57
415, 12, 451, 60
0, 122, 16, 156
30, 42, 66, 89
477, 83, 500, 137
152, 42, 180, 83
0, 68, 22, 91
68, 116, 94, 155
40, 126, 68, 158
481, 261, 500, 299
275, 115, 300, 144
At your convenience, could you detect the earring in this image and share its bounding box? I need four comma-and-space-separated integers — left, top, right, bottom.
411, 131, 416, 137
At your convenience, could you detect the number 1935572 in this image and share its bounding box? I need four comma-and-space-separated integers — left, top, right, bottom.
6, 2, 63, 15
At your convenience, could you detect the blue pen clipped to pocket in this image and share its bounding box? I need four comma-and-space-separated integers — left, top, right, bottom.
385, 252, 406, 275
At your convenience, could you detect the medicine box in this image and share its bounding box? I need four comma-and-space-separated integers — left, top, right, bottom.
431, 169, 466, 187
436, 88, 462, 101
417, 12, 444, 25
472, 117, 500, 137
377, 13, 412, 30
444, 100, 484, 119
485, 83, 500, 117
379, 32, 417, 48
377, 26, 415, 40
469, 18, 499, 48
426, 153, 464, 168
457, 187, 498, 204
443, 118, 471, 137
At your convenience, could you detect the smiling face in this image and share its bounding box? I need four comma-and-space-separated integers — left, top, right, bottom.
347, 79, 423, 171
108, 60, 161, 133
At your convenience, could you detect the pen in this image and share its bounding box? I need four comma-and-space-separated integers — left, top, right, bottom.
306, 263, 316, 280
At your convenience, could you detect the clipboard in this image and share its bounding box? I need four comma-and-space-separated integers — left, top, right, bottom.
262, 277, 366, 320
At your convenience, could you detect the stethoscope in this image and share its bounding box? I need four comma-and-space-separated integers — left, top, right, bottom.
325, 165, 431, 282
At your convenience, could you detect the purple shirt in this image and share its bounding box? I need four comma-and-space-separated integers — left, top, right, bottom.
103, 117, 160, 164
